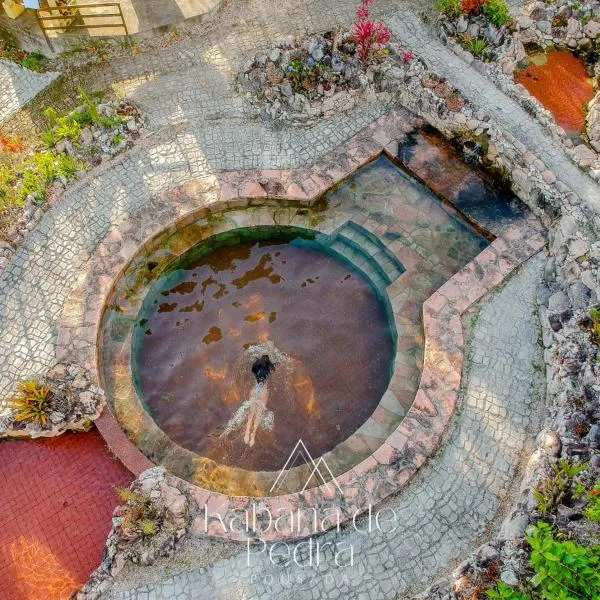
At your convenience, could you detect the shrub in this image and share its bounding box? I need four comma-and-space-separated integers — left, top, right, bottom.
488, 522, 600, 599
7, 379, 53, 426
533, 459, 586, 517
528, 522, 600, 598
483, 0, 512, 26
117, 487, 160, 538
487, 582, 529, 599
435, 0, 462, 18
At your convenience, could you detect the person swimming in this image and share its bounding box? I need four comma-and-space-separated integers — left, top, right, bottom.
221, 354, 277, 447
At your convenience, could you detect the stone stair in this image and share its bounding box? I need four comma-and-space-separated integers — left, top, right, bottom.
323, 221, 405, 290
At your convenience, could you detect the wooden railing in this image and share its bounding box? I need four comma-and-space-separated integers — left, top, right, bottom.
36, 1, 128, 48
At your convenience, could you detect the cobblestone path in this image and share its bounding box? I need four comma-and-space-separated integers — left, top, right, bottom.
110, 253, 544, 600
0, 60, 59, 124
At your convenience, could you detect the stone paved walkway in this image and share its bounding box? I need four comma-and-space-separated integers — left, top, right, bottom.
0, 430, 132, 600
0, 60, 59, 124
109, 252, 544, 599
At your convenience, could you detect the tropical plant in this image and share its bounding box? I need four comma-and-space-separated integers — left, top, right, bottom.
488, 522, 600, 599
354, 0, 392, 63
483, 0, 512, 26
487, 582, 529, 599
7, 379, 53, 426
528, 521, 600, 598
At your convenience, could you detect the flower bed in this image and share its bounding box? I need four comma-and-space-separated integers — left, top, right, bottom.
238, 0, 416, 125
0, 91, 143, 275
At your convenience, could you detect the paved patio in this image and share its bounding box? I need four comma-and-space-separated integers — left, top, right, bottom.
0, 431, 132, 599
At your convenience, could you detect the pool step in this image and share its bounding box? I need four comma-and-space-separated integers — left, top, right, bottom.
326, 221, 405, 288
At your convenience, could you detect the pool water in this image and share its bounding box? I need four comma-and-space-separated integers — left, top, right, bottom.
132, 230, 395, 471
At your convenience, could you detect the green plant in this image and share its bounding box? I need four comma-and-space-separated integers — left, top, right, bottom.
435, 0, 462, 18
583, 483, 600, 522
483, 0, 512, 26
20, 53, 44, 72
462, 35, 489, 57
489, 523, 600, 599
533, 459, 586, 517
7, 379, 53, 426
117, 487, 160, 538
487, 582, 529, 599
112, 133, 125, 145
528, 521, 600, 598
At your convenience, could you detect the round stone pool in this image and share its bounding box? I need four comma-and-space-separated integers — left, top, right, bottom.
99, 220, 401, 496
131, 227, 395, 472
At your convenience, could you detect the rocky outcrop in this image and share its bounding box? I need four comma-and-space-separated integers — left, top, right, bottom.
238, 31, 417, 126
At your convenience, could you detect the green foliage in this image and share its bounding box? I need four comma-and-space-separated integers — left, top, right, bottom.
8, 379, 53, 426
483, 0, 512, 26
112, 133, 125, 145
462, 35, 489, 57
533, 459, 586, 517
117, 487, 160, 538
20, 53, 44, 72
435, 0, 462, 18
528, 521, 600, 599
487, 582, 529, 599
488, 523, 600, 599
0, 151, 81, 206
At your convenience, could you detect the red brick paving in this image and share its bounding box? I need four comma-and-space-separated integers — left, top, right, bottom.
0, 430, 133, 600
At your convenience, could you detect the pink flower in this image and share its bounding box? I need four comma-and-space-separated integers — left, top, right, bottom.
402, 50, 414, 65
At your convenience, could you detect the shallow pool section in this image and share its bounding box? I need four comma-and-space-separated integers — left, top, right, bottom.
132, 228, 395, 471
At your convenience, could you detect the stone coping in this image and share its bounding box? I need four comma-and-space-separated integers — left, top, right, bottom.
56, 111, 546, 540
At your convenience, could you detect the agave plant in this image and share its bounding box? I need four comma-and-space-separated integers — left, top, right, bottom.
8, 379, 53, 426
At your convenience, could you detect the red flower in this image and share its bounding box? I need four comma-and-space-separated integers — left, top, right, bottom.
402, 50, 414, 65
356, 5, 369, 20
354, 19, 391, 62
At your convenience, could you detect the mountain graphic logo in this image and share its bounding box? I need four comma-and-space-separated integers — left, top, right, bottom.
270, 439, 343, 495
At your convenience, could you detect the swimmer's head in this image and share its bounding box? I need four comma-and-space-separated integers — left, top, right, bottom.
252, 354, 275, 383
